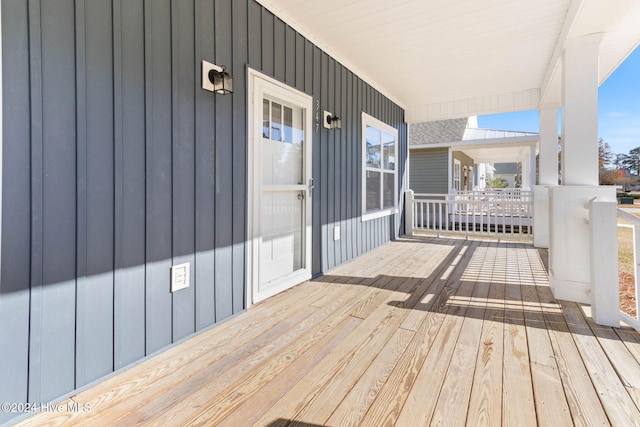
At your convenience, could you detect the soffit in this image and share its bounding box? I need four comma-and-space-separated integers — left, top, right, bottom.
255, 0, 640, 121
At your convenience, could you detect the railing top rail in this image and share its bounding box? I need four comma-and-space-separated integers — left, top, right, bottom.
414, 199, 533, 205
455, 189, 531, 193
413, 194, 533, 205
617, 207, 640, 226
413, 192, 532, 197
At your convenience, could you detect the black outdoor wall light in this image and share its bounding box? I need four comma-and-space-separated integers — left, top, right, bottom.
202, 60, 233, 95
323, 111, 342, 130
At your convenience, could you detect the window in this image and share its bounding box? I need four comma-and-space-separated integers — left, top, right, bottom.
453, 159, 461, 191
362, 113, 398, 221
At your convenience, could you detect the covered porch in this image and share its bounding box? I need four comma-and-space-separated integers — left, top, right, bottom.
18, 237, 640, 426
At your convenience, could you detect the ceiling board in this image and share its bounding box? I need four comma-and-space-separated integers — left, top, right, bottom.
256, 0, 640, 120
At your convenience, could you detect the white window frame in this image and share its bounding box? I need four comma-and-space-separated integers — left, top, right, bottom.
453, 159, 461, 191
361, 112, 398, 222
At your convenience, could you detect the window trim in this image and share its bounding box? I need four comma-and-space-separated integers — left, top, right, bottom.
361, 112, 398, 222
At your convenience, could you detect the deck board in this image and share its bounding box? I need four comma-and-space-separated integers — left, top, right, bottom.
536, 285, 611, 427
17, 236, 640, 427
561, 301, 640, 426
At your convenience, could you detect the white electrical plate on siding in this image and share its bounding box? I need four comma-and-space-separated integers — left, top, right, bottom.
334, 226, 341, 241
171, 262, 191, 292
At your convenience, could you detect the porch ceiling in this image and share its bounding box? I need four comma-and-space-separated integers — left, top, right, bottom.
461, 144, 534, 164
255, 0, 640, 122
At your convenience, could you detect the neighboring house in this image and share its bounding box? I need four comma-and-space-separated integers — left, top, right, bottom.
492, 162, 520, 188
409, 118, 538, 193
1, 0, 639, 424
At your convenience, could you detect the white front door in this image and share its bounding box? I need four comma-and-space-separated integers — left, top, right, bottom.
248, 70, 313, 304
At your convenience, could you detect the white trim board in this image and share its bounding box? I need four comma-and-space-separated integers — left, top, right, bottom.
409, 135, 539, 151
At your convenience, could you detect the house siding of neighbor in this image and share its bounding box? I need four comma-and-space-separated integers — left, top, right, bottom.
0, 0, 406, 422
452, 151, 474, 190
409, 118, 473, 194
493, 162, 520, 187
409, 147, 449, 194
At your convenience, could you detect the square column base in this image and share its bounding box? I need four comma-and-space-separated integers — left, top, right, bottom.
548, 186, 617, 304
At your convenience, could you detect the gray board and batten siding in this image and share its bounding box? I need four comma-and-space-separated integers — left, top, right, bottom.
0, 0, 407, 422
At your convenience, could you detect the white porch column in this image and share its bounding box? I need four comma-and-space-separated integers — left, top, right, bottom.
561, 34, 602, 186
529, 145, 537, 189
548, 34, 618, 310
521, 159, 528, 190
534, 105, 558, 248
538, 105, 558, 185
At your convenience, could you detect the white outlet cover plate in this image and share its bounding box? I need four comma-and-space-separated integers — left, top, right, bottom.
334, 226, 341, 241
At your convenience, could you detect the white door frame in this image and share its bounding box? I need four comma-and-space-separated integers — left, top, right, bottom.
246, 67, 313, 306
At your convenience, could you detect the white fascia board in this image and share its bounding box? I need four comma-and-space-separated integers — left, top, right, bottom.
409, 135, 539, 151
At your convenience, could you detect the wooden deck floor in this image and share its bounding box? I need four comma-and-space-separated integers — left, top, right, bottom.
18, 237, 640, 427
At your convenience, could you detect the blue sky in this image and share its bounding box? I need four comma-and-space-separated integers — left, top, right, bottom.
477, 46, 640, 156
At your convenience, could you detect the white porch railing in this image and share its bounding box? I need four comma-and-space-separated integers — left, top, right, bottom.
616, 208, 640, 330
454, 188, 533, 203
405, 190, 533, 241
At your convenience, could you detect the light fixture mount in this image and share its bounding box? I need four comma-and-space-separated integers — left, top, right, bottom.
202, 60, 233, 95
323, 110, 342, 130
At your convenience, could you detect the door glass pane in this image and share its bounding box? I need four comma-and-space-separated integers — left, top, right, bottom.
261, 191, 304, 285
383, 172, 395, 208
272, 102, 282, 142
262, 99, 304, 185
382, 132, 395, 170
366, 171, 381, 211
283, 106, 293, 143
262, 99, 270, 138
366, 126, 381, 168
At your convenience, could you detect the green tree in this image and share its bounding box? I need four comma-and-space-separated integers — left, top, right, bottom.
623, 147, 640, 175
486, 177, 508, 188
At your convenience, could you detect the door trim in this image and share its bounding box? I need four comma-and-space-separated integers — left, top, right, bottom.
246, 67, 313, 307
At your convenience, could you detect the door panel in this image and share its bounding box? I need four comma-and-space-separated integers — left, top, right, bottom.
249, 70, 313, 304
260, 190, 304, 285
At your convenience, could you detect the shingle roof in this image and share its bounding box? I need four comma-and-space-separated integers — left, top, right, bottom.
409, 118, 468, 145
409, 117, 538, 146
